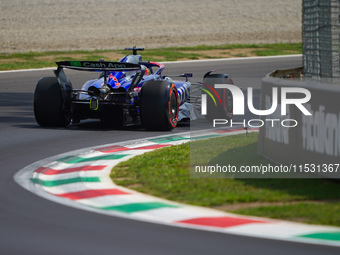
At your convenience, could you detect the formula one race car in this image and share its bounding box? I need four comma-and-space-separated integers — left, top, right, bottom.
34, 47, 234, 131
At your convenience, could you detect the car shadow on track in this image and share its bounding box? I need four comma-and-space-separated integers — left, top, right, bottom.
14, 118, 191, 132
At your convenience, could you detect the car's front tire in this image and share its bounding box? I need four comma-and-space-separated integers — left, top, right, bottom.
202, 74, 233, 122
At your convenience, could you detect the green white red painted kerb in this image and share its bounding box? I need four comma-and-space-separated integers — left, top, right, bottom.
14, 127, 340, 247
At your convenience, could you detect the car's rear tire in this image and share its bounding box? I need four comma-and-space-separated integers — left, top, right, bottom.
140, 80, 179, 131
202, 74, 233, 122
34, 77, 71, 127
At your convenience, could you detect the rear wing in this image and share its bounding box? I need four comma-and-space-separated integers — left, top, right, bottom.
54, 61, 141, 93
56, 61, 141, 72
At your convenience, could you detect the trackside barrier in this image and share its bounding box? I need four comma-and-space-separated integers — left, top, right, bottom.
258, 68, 340, 178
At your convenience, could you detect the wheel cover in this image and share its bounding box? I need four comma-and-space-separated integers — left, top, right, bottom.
169, 85, 179, 127
225, 90, 233, 112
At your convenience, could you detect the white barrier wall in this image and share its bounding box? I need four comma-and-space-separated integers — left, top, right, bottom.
258, 70, 340, 178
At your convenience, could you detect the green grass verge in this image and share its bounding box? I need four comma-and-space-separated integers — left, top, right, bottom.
0, 43, 302, 71
234, 202, 340, 227
111, 132, 340, 226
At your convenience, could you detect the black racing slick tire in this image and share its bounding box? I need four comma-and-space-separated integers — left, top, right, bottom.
140, 80, 179, 131
34, 77, 71, 127
202, 74, 233, 122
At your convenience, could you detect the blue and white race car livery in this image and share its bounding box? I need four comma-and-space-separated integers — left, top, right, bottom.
33, 47, 234, 131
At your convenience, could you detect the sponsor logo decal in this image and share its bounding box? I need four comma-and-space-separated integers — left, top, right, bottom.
70, 61, 82, 67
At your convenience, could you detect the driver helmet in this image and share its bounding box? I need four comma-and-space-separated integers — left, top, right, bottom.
141, 65, 150, 76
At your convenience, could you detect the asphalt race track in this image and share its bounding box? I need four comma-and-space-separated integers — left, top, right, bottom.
1, 56, 339, 255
